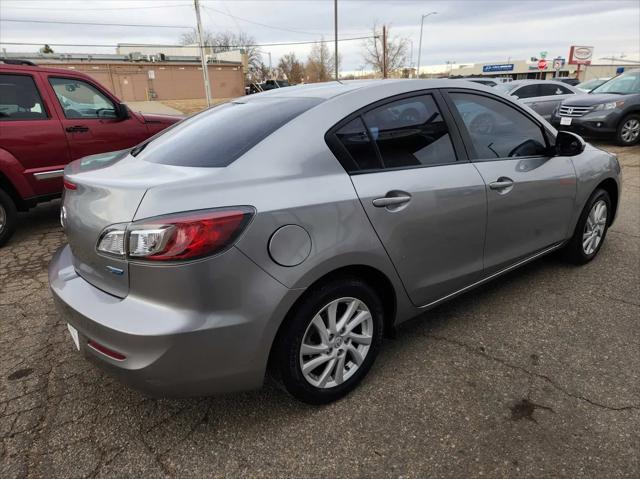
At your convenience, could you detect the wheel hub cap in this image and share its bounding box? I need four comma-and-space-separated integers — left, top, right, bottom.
582, 200, 607, 255
621, 119, 640, 143
299, 297, 373, 389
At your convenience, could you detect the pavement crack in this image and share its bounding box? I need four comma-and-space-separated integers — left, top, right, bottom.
424, 334, 640, 412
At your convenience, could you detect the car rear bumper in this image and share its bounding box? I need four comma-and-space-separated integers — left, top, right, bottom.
48, 244, 300, 397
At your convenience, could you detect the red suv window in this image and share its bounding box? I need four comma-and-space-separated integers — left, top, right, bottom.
0, 74, 48, 121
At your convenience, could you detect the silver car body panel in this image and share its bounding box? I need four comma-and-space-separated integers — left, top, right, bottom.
49, 79, 621, 396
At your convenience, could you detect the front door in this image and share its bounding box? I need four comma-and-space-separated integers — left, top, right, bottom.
46, 75, 148, 160
333, 93, 487, 306
445, 90, 577, 274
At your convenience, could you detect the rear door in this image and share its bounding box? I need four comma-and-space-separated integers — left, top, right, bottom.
0, 71, 70, 196
45, 75, 148, 160
328, 91, 487, 306
530, 83, 577, 119
444, 90, 577, 275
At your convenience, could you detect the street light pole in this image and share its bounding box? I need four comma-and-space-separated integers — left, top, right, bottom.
194, 0, 212, 106
334, 0, 339, 80
416, 11, 437, 79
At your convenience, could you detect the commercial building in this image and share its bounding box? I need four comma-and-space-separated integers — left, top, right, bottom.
0, 51, 245, 101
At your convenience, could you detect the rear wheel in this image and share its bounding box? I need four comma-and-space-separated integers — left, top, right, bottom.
563, 188, 611, 264
273, 277, 384, 404
616, 114, 640, 146
0, 189, 17, 247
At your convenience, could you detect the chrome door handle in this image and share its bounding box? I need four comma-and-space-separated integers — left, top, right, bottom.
372, 195, 411, 207
489, 178, 514, 190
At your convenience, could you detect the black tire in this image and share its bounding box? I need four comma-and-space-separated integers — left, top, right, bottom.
616, 113, 640, 146
563, 188, 611, 265
0, 188, 18, 247
273, 277, 384, 404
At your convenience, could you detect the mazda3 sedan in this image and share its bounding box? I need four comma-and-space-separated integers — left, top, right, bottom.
49, 80, 621, 404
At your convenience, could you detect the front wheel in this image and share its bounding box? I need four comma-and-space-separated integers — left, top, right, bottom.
273, 278, 384, 404
0, 189, 17, 247
616, 114, 640, 146
563, 188, 611, 264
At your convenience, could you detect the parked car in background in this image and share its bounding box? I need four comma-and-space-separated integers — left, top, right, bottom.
576, 77, 611, 93
461, 77, 498, 87
495, 79, 583, 120
247, 79, 291, 94
50, 79, 620, 404
551, 69, 640, 146
0, 60, 181, 245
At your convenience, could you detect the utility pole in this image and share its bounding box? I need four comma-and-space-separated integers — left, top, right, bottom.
334, 0, 338, 80
194, 0, 212, 106
417, 12, 437, 79
382, 25, 387, 79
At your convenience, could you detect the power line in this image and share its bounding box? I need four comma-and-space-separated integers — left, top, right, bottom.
0, 2, 192, 11
0, 18, 194, 29
201, 5, 369, 37
0, 36, 376, 49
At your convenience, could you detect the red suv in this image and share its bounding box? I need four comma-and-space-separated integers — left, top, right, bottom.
0, 60, 181, 245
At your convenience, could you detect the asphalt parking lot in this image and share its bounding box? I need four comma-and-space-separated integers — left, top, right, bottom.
1, 143, 638, 478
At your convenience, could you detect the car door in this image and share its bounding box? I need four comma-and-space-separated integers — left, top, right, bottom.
45, 75, 148, 160
531, 83, 577, 120
0, 71, 70, 196
444, 90, 577, 275
328, 92, 487, 306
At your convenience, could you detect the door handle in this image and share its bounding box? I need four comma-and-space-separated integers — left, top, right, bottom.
489, 177, 515, 190
66, 125, 89, 133
372, 193, 412, 208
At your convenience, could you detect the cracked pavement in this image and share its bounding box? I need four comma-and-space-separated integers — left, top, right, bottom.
1, 143, 639, 478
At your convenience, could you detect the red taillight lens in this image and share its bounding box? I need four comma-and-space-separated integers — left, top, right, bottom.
128, 207, 254, 261
63, 179, 77, 190
87, 340, 126, 361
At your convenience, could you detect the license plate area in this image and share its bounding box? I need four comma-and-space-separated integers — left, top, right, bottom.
560, 116, 572, 126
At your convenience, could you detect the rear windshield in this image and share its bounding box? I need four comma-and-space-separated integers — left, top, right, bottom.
136, 97, 322, 167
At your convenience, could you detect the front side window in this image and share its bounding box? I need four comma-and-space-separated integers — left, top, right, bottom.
49, 77, 116, 119
450, 93, 548, 160
361, 95, 457, 168
0, 74, 47, 121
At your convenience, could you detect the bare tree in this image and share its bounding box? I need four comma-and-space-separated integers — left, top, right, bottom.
278, 52, 305, 84
180, 30, 262, 75
362, 24, 408, 75
305, 39, 339, 82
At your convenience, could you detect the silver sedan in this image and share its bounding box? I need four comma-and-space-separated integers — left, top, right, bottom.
49, 79, 621, 404
495, 79, 584, 120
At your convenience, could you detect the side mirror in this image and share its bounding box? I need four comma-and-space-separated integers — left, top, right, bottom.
115, 103, 129, 121
555, 130, 585, 156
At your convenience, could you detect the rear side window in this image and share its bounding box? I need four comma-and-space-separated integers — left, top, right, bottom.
513, 84, 539, 99
0, 74, 47, 121
362, 95, 456, 168
538, 84, 573, 96
449, 92, 548, 160
335, 118, 381, 171
137, 97, 321, 167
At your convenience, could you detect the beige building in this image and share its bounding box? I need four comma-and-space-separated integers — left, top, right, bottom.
34, 60, 244, 101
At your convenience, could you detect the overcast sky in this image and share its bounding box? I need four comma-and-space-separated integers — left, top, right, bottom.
1, 0, 639, 72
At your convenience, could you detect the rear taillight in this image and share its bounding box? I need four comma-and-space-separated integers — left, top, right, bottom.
96, 207, 254, 261
63, 179, 77, 190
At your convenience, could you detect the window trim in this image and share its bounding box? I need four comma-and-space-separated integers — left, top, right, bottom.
325, 89, 469, 175
0, 72, 50, 121
47, 76, 117, 120
441, 88, 555, 163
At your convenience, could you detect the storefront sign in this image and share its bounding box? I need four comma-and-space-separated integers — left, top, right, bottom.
482, 63, 514, 73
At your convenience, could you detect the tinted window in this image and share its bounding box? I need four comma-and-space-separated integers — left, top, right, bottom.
138, 97, 321, 167
450, 93, 548, 159
335, 117, 381, 171
362, 95, 456, 168
591, 71, 640, 94
513, 84, 539, 99
0, 74, 47, 121
539, 83, 573, 96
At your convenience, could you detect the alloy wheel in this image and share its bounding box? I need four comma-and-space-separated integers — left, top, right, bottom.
621, 118, 640, 144
0, 203, 6, 234
582, 200, 607, 255
299, 297, 373, 389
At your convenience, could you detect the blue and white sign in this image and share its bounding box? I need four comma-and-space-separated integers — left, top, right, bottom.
482, 63, 514, 73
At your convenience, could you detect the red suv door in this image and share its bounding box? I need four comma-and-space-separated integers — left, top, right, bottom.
0, 71, 70, 196
44, 74, 148, 160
